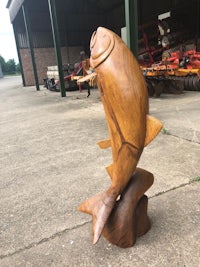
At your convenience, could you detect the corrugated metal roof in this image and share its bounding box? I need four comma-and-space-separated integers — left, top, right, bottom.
10, 0, 121, 49
6, 0, 12, 8
7, 0, 124, 22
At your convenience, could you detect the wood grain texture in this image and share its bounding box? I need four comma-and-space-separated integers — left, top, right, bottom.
78, 27, 162, 245
102, 168, 154, 248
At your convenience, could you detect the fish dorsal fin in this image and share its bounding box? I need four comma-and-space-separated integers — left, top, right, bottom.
97, 139, 111, 149
106, 163, 114, 179
145, 115, 163, 147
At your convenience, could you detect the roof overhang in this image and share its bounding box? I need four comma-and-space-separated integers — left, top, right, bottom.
6, 0, 25, 22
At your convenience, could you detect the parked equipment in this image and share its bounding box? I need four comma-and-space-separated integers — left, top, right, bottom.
141, 45, 200, 96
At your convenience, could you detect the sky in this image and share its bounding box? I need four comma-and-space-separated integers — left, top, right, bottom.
0, 0, 18, 63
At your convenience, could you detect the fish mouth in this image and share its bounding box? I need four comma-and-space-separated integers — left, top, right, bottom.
90, 27, 115, 68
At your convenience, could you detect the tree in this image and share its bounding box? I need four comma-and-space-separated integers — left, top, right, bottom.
16, 63, 21, 73
6, 59, 16, 74
0, 55, 19, 75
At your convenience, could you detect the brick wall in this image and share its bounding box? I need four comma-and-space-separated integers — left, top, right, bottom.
20, 46, 84, 86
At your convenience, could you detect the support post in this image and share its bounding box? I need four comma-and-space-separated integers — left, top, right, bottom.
196, 0, 200, 51
22, 4, 40, 91
13, 23, 26, 86
125, 0, 138, 57
48, 0, 66, 97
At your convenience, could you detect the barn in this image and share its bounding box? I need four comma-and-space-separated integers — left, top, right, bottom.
6, 0, 200, 96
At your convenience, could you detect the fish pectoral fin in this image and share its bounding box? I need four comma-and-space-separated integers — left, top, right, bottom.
97, 139, 111, 149
77, 72, 97, 84
145, 115, 163, 146
106, 163, 114, 179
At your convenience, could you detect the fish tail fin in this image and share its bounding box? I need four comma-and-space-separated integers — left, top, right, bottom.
78, 190, 116, 244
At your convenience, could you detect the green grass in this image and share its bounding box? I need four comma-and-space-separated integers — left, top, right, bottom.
161, 127, 168, 135
193, 176, 200, 182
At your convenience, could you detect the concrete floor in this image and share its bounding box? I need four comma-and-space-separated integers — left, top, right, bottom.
0, 76, 200, 266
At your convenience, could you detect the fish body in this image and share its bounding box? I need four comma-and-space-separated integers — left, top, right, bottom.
78, 27, 162, 244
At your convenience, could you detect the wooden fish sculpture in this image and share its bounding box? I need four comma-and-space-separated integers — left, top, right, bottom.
78, 27, 162, 244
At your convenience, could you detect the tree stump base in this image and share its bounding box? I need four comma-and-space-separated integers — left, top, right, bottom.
102, 168, 154, 248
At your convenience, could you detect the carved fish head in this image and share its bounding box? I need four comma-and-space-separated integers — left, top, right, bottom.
90, 27, 115, 69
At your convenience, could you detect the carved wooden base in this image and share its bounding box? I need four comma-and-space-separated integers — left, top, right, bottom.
102, 168, 154, 248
